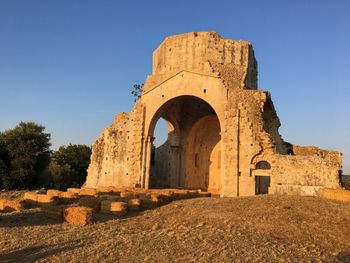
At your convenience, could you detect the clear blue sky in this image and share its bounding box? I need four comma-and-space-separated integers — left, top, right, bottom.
0, 0, 349, 173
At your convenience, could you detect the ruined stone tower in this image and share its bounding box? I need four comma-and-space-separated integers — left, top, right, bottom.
84, 32, 342, 197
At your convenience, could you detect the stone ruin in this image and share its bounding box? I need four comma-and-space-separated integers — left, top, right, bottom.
84, 32, 342, 197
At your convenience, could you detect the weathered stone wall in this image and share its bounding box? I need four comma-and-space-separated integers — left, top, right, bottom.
217, 73, 283, 196
85, 31, 342, 197
272, 153, 341, 186
185, 115, 221, 194
269, 149, 342, 192
143, 32, 257, 93
150, 140, 172, 188
85, 102, 144, 188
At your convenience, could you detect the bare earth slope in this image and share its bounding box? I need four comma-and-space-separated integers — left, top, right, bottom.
1, 195, 350, 262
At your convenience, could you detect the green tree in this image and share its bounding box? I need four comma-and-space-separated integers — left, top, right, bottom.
44, 162, 74, 190
51, 144, 91, 188
0, 134, 11, 189
0, 122, 51, 189
131, 83, 144, 102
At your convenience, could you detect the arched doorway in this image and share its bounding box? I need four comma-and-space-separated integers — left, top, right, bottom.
147, 95, 221, 193
254, 161, 271, 194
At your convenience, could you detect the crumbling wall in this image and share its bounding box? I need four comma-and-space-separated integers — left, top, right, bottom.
272, 153, 341, 187
151, 140, 171, 188
85, 102, 144, 188
269, 150, 342, 195
143, 32, 257, 93
85, 31, 342, 197
292, 145, 332, 157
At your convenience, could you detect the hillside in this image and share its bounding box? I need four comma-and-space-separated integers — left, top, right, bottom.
1, 193, 350, 262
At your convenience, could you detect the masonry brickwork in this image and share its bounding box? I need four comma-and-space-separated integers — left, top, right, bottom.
84, 32, 342, 197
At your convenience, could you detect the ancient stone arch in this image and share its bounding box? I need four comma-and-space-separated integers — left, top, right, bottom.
85, 32, 342, 197
146, 95, 222, 194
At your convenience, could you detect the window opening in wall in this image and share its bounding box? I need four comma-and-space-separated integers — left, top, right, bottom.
154, 117, 168, 147
255, 161, 271, 170
194, 153, 199, 167
255, 176, 271, 194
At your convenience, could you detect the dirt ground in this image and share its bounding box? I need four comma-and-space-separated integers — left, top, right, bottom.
1, 192, 350, 263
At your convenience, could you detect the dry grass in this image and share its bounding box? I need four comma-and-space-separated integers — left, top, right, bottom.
321, 188, 350, 202
1, 192, 350, 262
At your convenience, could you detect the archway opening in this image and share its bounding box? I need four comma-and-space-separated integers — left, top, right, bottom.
148, 96, 221, 193
149, 117, 176, 188
254, 160, 271, 195
255, 161, 271, 170
153, 118, 168, 147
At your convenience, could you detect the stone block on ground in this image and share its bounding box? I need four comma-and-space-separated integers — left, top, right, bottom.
198, 191, 212, 197
23, 192, 38, 204
157, 190, 175, 201
0, 199, 25, 212
36, 194, 57, 204
59, 192, 79, 202
67, 188, 81, 194
120, 191, 136, 199
173, 190, 191, 200
46, 189, 62, 197
188, 190, 199, 198
63, 206, 93, 226
127, 198, 142, 211
139, 194, 163, 209
79, 188, 98, 197
100, 200, 127, 215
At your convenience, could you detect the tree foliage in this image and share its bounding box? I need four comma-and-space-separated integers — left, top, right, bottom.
44, 162, 75, 190
0, 122, 92, 190
0, 135, 11, 189
131, 83, 144, 102
50, 144, 91, 189
0, 122, 51, 189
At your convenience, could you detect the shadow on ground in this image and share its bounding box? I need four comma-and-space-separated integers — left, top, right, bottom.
0, 201, 176, 228
0, 209, 61, 228
0, 241, 85, 263
337, 250, 350, 262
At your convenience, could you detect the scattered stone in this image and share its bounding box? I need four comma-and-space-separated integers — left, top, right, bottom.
64, 206, 93, 226
196, 222, 205, 228
151, 223, 160, 231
